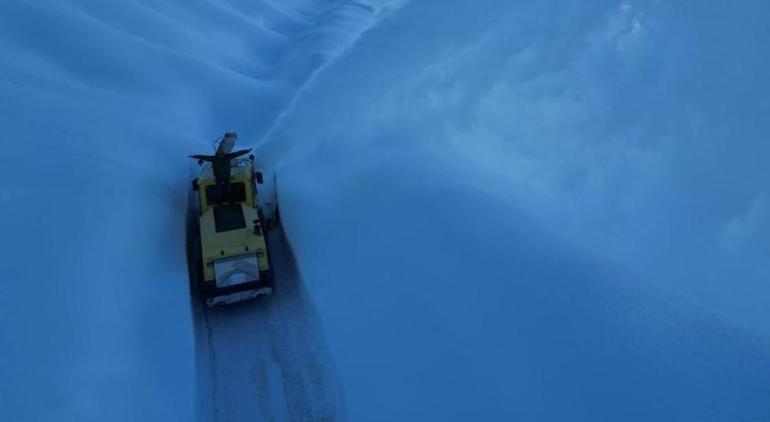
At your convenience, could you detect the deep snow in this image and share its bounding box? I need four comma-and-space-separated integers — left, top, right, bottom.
260, 0, 770, 420
0, 0, 395, 420
1, 0, 769, 421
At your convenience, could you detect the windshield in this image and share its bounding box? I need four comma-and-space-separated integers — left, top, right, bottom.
213, 203, 246, 232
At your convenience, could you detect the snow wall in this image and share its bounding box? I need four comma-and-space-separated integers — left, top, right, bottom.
260, 0, 770, 420
0, 0, 397, 420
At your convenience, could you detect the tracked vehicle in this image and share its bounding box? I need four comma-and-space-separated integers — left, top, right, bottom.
189, 133, 274, 307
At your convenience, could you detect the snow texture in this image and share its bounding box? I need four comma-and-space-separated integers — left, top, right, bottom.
0, 0, 391, 420
1, 0, 769, 421
259, 0, 770, 420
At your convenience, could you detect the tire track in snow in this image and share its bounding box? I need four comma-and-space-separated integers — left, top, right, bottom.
186, 176, 340, 421
188, 224, 340, 421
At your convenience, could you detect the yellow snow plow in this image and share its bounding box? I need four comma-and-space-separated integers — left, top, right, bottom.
189, 133, 274, 307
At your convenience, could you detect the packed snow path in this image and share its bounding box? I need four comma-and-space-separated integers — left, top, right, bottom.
189, 227, 340, 422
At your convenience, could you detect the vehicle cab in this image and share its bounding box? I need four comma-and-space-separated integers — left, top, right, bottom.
193, 157, 272, 306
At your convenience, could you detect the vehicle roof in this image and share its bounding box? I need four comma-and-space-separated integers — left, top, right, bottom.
200, 204, 262, 259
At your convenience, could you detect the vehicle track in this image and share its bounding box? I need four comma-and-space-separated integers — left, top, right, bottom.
186, 192, 341, 421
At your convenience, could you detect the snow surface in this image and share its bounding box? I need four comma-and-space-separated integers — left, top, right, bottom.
260, 0, 770, 420
1, 0, 770, 421
0, 0, 394, 420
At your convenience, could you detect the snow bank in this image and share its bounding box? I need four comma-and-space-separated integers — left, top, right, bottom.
0, 0, 393, 420
263, 0, 770, 420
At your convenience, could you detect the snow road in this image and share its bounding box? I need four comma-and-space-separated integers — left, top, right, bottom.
187, 185, 342, 421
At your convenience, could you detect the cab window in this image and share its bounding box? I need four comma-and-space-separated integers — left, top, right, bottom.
205, 182, 246, 205
213, 204, 246, 232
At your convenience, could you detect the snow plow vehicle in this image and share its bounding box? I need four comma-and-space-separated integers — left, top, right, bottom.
188, 133, 276, 307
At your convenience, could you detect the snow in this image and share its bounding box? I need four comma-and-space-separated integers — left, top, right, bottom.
0, 0, 391, 420
1, 0, 769, 421
260, 0, 770, 420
